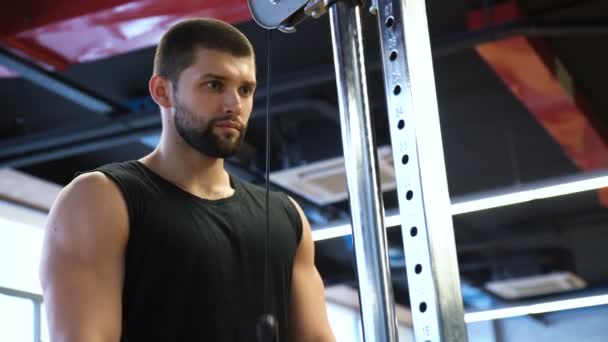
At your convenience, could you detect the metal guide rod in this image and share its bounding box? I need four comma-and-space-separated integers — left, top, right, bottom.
328, 1, 399, 341
375, 0, 467, 340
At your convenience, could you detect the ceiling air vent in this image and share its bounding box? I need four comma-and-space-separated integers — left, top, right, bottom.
485, 272, 587, 300
270, 146, 396, 206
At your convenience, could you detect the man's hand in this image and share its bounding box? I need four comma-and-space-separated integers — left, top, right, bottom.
288, 197, 336, 342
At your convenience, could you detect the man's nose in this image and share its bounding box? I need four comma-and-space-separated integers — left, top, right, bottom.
222, 88, 242, 115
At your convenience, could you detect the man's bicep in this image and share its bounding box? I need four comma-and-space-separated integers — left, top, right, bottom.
288, 197, 336, 342
40, 173, 128, 342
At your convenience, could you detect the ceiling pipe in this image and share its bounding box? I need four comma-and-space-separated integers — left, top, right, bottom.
0, 46, 127, 115
433, 22, 608, 57
0, 113, 161, 161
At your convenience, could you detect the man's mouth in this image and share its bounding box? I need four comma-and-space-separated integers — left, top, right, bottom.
214, 120, 242, 133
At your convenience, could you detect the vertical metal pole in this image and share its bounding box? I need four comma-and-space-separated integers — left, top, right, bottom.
375, 0, 468, 340
34, 300, 41, 342
328, 1, 399, 341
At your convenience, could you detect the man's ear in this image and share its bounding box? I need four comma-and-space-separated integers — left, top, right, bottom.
149, 75, 173, 109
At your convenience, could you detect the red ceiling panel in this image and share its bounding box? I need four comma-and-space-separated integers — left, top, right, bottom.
0, 0, 252, 76
468, 1, 608, 205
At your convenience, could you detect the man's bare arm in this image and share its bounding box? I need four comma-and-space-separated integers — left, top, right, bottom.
288, 197, 336, 342
39, 172, 128, 342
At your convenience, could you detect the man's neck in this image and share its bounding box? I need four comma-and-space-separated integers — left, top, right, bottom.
140, 136, 233, 199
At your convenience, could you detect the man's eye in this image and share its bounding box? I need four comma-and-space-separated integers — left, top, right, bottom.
239, 86, 253, 96
206, 81, 223, 91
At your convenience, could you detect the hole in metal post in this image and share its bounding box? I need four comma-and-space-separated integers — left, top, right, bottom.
410, 227, 418, 237
402, 155, 409, 164
386, 16, 394, 27
398, 119, 405, 129
415, 264, 422, 274
389, 50, 398, 61
406, 190, 413, 200
394, 85, 401, 95
420, 302, 427, 313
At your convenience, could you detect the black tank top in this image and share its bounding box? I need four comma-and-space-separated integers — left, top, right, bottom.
92, 161, 303, 341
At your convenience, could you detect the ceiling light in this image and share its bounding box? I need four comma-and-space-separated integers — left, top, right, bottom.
464, 293, 608, 323
312, 169, 608, 241
451, 169, 608, 215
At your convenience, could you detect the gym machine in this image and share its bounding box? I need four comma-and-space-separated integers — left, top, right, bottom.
248, 0, 468, 341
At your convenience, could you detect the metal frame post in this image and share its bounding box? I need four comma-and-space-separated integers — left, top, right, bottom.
375, 0, 468, 340
328, 1, 399, 341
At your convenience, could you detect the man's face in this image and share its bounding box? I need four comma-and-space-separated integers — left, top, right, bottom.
172, 48, 256, 158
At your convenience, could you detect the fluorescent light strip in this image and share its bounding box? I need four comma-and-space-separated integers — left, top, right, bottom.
451, 170, 608, 215
311, 214, 403, 241
312, 224, 351, 241
464, 294, 608, 323
312, 170, 608, 241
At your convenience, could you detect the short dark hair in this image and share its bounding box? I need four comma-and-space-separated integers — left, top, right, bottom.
153, 18, 254, 84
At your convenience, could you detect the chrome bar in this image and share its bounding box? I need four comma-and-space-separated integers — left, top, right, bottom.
375, 0, 468, 340
328, 1, 399, 341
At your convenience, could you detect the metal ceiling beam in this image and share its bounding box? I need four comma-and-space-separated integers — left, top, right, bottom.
0, 127, 161, 169
251, 22, 608, 98
253, 62, 383, 100
251, 98, 338, 120
0, 112, 161, 168
0, 46, 126, 115
434, 22, 608, 57
0, 113, 161, 159
0, 98, 338, 168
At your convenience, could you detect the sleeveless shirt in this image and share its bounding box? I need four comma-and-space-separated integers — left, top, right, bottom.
91, 161, 303, 341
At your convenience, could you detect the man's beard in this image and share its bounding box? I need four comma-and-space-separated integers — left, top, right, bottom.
173, 100, 246, 158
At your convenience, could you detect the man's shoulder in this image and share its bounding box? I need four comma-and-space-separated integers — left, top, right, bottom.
64, 169, 125, 201
92, 159, 142, 174
63, 160, 148, 202
78, 160, 148, 184
71, 159, 139, 181
51, 171, 126, 225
